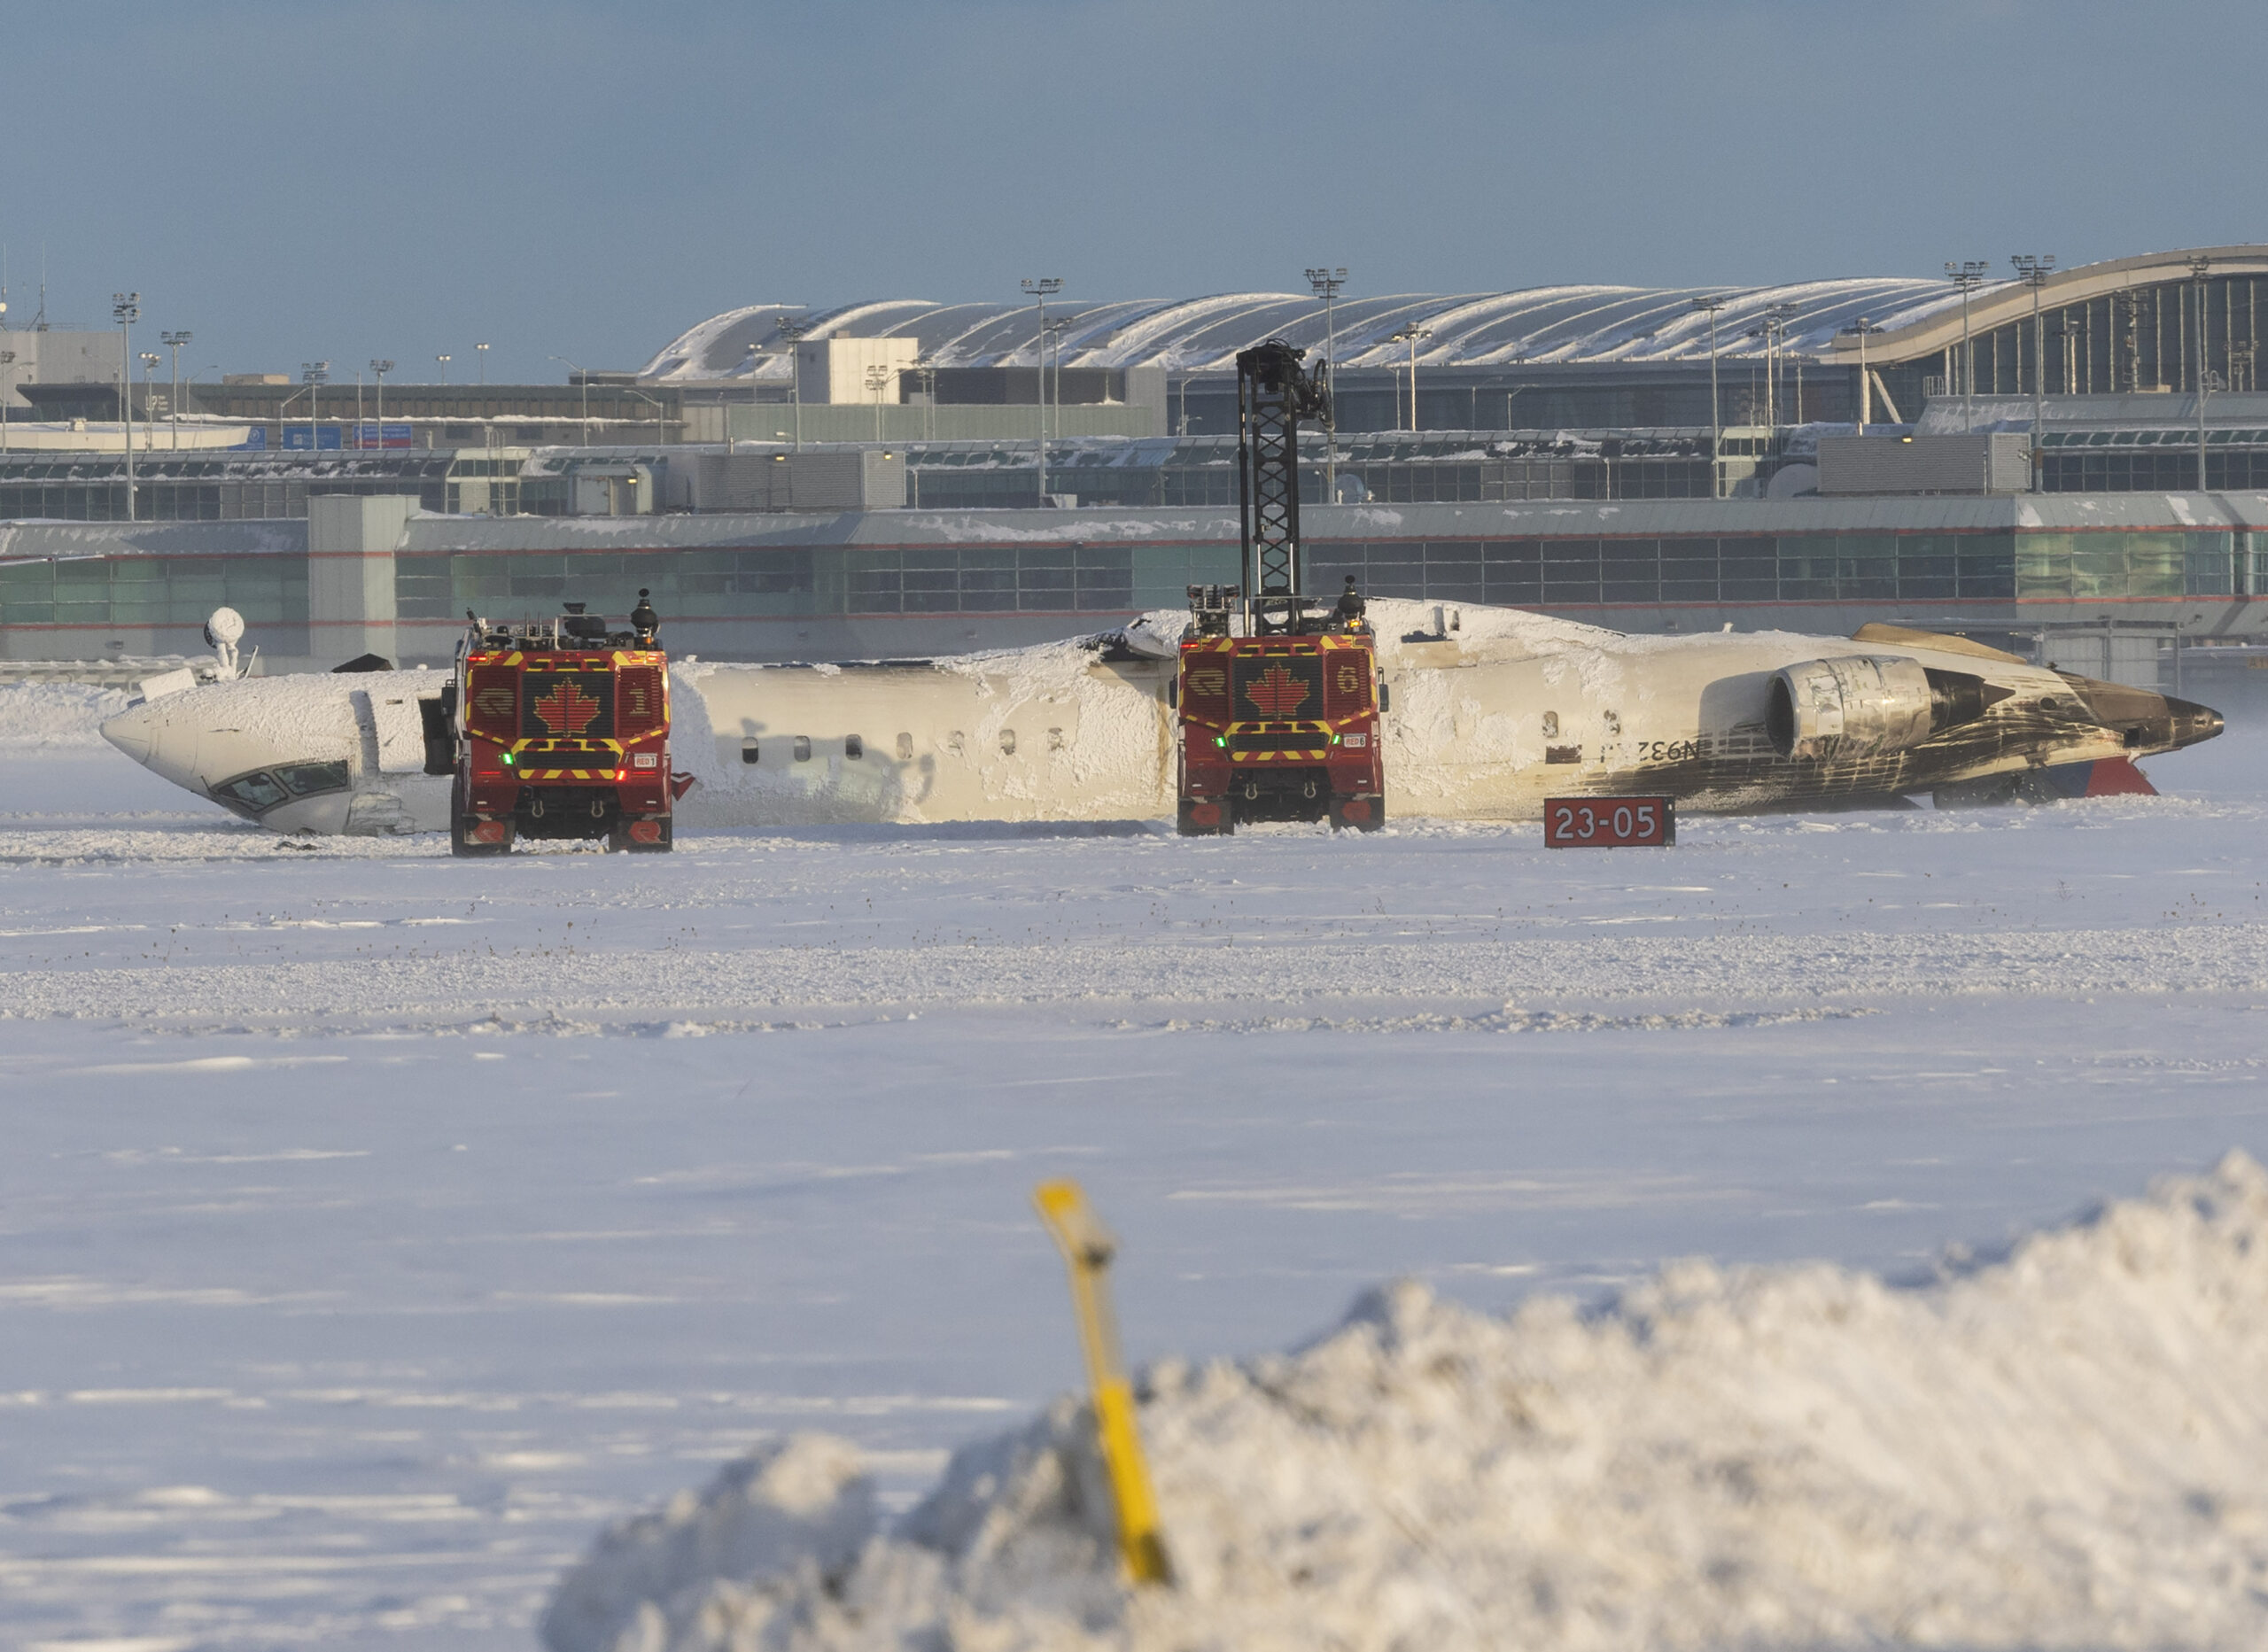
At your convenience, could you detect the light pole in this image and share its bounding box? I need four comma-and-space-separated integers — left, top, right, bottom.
162, 330, 191, 450
1945, 260, 1988, 432
437, 353, 451, 385
301, 361, 329, 451
773, 314, 810, 450
915, 352, 937, 440
864, 362, 891, 442
113, 292, 139, 520
1387, 322, 1432, 431
1766, 302, 1797, 434
625, 387, 668, 446
1839, 316, 1884, 433
1021, 278, 1062, 501
474, 342, 489, 384
1690, 295, 1728, 497
0, 350, 13, 454
370, 359, 393, 448
550, 356, 589, 444
2009, 255, 2054, 491
1306, 266, 1347, 500
140, 352, 160, 438
1044, 316, 1070, 459
2191, 254, 2213, 492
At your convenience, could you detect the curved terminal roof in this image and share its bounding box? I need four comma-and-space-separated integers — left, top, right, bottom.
637, 249, 2268, 386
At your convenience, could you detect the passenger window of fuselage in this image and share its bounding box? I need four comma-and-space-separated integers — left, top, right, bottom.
844, 734, 864, 760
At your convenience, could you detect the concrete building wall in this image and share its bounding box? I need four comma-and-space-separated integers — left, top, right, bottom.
796, 337, 921, 405
307, 495, 415, 663
1818, 433, 2031, 496
0, 330, 128, 409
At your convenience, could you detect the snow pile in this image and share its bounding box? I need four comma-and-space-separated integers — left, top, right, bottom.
543, 1437, 874, 1652
0, 682, 133, 749
547, 1152, 2268, 1652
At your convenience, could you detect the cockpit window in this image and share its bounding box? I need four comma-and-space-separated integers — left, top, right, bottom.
211, 771, 291, 813
208, 762, 349, 817
273, 760, 352, 797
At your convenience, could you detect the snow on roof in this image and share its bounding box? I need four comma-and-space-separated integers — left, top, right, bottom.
636, 248, 2268, 385
638, 278, 1963, 383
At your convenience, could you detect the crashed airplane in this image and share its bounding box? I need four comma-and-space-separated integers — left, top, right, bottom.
97, 596, 2222, 836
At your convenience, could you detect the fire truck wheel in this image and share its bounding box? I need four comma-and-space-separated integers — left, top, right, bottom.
449, 777, 512, 857
1176, 798, 1232, 836
1330, 794, 1386, 833
608, 818, 673, 853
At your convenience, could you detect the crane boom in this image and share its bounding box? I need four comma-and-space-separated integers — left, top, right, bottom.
1235, 339, 1331, 635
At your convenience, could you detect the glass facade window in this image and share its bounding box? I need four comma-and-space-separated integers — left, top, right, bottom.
1542, 539, 1601, 605
0, 555, 307, 629
396, 541, 1222, 624
1307, 531, 2028, 608
2014, 531, 2230, 598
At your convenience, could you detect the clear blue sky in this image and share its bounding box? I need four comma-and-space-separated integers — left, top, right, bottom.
3, 0, 2263, 385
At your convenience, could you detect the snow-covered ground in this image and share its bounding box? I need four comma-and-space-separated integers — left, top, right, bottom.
2, 686, 2265, 1649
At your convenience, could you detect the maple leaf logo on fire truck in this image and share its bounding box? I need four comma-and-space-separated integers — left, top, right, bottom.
1243, 665, 1311, 717
531, 679, 603, 736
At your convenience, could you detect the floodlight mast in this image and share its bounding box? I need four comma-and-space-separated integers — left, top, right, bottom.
2191, 254, 2214, 492
2009, 255, 2054, 490
1944, 260, 1989, 433
370, 359, 393, 445
300, 361, 330, 452
161, 330, 191, 451
772, 310, 810, 450
113, 292, 139, 520
1387, 322, 1432, 430
1021, 278, 1062, 500
1305, 266, 1347, 499
1838, 316, 1884, 433
1690, 295, 1728, 497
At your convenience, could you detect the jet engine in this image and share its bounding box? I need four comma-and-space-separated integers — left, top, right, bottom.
1767, 655, 2004, 760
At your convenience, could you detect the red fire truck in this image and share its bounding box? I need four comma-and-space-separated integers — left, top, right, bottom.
1175, 341, 1385, 834
447, 591, 684, 856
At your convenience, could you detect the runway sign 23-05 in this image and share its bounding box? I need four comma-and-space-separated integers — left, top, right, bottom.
1543, 796, 1675, 847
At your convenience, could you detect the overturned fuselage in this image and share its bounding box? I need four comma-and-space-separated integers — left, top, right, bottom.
98, 600, 2221, 834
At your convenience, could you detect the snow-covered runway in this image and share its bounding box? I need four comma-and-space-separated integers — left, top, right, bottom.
3, 703, 2266, 1648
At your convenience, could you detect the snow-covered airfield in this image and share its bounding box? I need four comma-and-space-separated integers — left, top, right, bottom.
4, 664, 2267, 1649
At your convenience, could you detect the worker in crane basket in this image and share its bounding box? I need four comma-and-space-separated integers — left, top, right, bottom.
1332, 574, 1368, 629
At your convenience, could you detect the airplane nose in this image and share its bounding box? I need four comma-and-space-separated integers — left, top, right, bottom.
2163, 695, 2225, 749
101, 703, 157, 764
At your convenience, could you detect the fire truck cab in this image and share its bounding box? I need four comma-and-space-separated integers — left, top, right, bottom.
448, 591, 680, 856
1176, 590, 1383, 833
1174, 340, 1385, 835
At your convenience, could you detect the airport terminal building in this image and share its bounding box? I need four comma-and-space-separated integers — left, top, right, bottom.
4, 247, 2267, 693
4, 486, 2262, 695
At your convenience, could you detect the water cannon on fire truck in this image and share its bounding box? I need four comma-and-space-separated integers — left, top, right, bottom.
1174, 340, 1385, 834
446, 588, 689, 856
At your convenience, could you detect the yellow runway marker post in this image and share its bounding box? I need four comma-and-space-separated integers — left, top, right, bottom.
1033, 1179, 1174, 1586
